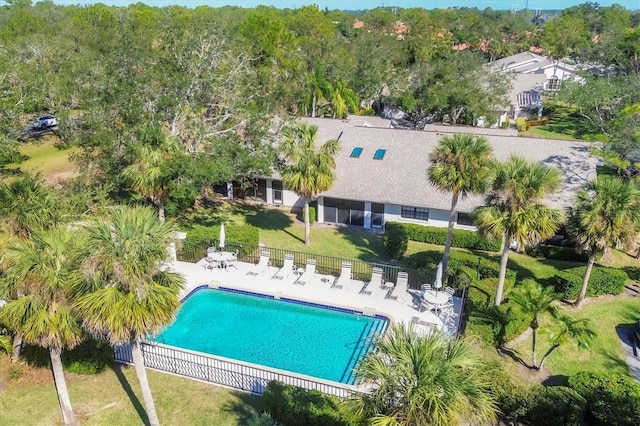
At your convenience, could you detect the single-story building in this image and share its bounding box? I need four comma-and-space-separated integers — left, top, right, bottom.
227, 116, 599, 232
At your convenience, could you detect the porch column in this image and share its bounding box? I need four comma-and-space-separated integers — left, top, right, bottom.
226, 182, 233, 199
364, 201, 372, 229
266, 179, 273, 204
317, 196, 325, 223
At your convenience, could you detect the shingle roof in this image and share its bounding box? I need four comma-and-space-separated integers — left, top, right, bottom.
304, 117, 600, 212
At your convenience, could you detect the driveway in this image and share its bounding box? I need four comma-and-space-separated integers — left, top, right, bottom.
616, 325, 640, 382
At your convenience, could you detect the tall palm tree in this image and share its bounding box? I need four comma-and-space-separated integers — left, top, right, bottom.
344, 324, 498, 426
280, 122, 339, 245
303, 66, 332, 118
122, 131, 182, 222
473, 156, 563, 306
330, 79, 359, 119
428, 133, 494, 275
566, 177, 640, 307
538, 315, 596, 371
75, 206, 185, 426
509, 280, 557, 368
0, 227, 85, 425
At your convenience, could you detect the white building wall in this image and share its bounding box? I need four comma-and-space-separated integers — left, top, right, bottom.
282, 189, 304, 209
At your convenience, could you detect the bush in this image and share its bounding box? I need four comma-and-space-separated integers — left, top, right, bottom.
553, 265, 627, 299
501, 117, 510, 129
569, 372, 640, 426
526, 245, 588, 262
180, 224, 260, 261
22, 339, 113, 374
383, 222, 408, 259
262, 381, 351, 426
515, 117, 527, 132
397, 223, 500, 252
525, 117, 550, 129
521, 386, 587, 426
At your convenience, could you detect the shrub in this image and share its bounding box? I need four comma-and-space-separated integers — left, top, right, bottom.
501, 117, 510, 129
262, 381, 350, 426
553, 266, 627, 299
398, 223, 500, 252
515, 117, 527, 131
520, 386, 586, 426
526, 245, 588, 262
22, 339, 113, 374
180, 224, 260, 261
525, 117, 550, 129
568, 372, 640, 426
246, 412, 282, 426
383, 222, 408, 259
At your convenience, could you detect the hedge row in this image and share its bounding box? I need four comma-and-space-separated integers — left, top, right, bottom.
387, 222, 501, 253
526, 244, 588, 262
569, 372, 640, 426
179, 223, 260, 261
552, 265, 627, 299
262, 381, 354, 426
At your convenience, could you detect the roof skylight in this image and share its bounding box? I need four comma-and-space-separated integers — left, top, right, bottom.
350, 147, 363, 158
373, 149, 386, 160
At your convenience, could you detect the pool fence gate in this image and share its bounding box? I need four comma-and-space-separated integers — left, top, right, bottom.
113, 341, 360, 398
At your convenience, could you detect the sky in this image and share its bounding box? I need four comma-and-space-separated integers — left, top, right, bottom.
49, 1, 640, 11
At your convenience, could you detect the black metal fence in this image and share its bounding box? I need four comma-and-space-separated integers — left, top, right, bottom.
179, 241, 436, 290
114, 342, 359, 398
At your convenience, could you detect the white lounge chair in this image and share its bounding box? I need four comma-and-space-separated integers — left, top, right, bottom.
294, 259, 316, 285
389, 271, 409, 300
332, 262, 352, 289
273, 254, 295, 280
246, 252, 270, 276
361, 267, 384, 295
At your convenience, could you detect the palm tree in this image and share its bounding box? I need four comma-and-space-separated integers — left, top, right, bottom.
344, 324, 498, 426
428, 133, 494, 275
122, 131, 182, 222
509, 280, 557, 368
303, 66, 332, 118
566, 177, 640, 307
330, 79, 359, 119
75, 206, 185, 426
473, 156, 563, 306
280, 122, 339, 245
0, 227, 85, 425
0, 175, 60, 238
538, 315, 596, 371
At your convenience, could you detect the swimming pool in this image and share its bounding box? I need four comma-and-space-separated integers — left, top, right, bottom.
152, 286, 388, 384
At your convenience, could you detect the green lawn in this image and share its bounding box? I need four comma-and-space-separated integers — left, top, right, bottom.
0, 359, 262, 425
518, 102, 596, 141
4, 137, 77, 182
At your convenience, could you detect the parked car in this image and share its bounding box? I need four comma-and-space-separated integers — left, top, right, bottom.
36, 114, 58, 129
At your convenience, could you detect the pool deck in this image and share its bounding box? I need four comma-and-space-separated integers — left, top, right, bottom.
173, 258, 462, 335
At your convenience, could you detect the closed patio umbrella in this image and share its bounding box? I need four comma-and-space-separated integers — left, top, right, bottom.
434, 261, 443, 293
219, 223, 226, 250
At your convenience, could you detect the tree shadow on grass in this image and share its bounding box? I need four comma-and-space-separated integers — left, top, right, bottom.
335, 226, 386, 263
220, 391, 263, 425
111, 364, 149, 425
542, 374, 570, 387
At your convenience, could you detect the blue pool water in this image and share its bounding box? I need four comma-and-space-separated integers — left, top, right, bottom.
153, 287, 388, 384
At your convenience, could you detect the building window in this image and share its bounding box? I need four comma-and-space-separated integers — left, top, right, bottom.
373, 149, 386, 160
401, 206, 429, 221
350, 147, 363, 158
457, 212, 474, 226
547, 75, 560, 91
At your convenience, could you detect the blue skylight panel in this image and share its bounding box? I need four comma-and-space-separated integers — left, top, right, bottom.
350, 147, 363, 158
373, 149, 386, 160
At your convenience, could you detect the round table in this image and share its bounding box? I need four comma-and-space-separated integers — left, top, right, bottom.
421, 290, 450, 306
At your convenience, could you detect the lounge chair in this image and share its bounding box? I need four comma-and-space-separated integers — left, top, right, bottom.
332, 262, 352, 289
273, 254, 295, 280
388, 271, 409, 300
361, 267, 384, 295
294, 259, 316, 285
246, 251, 270, 276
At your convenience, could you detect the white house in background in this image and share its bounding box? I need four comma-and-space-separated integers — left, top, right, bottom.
490, 51, 581, 120
225, 116, 598, 232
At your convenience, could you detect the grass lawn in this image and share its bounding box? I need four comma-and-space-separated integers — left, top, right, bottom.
4, 137, 77, 183
0, 358, 262, 425
518, 102, 596, 141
